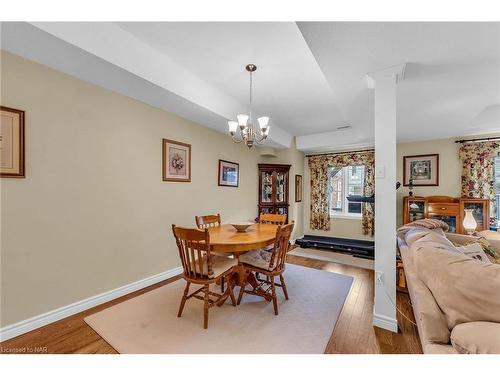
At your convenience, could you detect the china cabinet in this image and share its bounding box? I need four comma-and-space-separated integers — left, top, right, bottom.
258, 164, 291, 220
403, 195, 489, 234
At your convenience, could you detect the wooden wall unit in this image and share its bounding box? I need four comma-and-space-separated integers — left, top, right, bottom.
258, 163, 291, 220
403, 195, 489, 234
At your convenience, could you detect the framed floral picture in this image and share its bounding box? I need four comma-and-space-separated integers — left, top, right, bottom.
403, 154, 439, 186
162, 139, 191, 182
218, 159, 239, 187
1, 106, 25, 178
295, 174, 302, 202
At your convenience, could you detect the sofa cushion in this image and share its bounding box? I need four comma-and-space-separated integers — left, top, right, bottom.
451, 322, 500, 354
477, 229, 500, 241
405, 228, 444, 247
455, 242, 491, 263
415, 246, 500, 330
410, 231, 461, 254
404, 266, 451, 345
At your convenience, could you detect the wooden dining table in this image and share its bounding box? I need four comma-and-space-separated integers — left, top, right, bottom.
208, 223, 279, 304
208, 223, 278, 254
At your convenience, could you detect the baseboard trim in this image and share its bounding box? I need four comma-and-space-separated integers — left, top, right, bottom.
0, 266, 183, 342
373, 313, 398, 333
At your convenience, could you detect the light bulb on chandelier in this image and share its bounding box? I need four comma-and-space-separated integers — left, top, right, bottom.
227, 64, 270, 148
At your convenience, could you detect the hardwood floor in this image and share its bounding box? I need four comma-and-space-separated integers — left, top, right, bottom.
0, 254, 422, 354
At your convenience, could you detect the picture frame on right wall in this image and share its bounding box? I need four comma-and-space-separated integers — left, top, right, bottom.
295, 174, 302, 202
403, 154, 439, 186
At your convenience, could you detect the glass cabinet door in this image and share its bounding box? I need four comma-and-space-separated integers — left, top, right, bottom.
408, 200, 426, 222
275, 172, 286, 203
429, 214, 457, 233
261, 171, 273, 203
463, 201, 486, 231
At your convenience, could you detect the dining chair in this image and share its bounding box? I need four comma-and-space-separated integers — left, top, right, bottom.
195, 213, 229, 292
237, 222, 295, 315
259, 213, 287, 225
195, 214, 221, 229
172, 225, 237, 329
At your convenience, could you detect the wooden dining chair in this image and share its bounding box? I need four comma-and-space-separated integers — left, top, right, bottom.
237, 222, 295, 315
172, 225, 237, 329
259, 213, 287, 225
195, 214, 221, 229
195, 213, 229, 292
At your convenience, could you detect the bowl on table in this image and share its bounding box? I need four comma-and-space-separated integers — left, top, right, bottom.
230, 222, 254, 232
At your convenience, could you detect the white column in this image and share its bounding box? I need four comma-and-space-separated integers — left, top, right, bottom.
367, 64, 406, 333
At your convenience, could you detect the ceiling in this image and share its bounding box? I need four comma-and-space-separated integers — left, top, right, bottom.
1, 22, 499, 152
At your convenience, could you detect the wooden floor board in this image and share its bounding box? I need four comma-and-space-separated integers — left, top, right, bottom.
0, 255, 422, 354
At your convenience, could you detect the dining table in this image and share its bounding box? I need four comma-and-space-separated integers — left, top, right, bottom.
208, 223, 279, 304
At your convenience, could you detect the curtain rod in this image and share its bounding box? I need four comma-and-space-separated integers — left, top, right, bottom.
305, 148, 374, 157
455, 136, 500, 144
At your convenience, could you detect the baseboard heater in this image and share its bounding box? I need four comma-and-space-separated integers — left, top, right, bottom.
295, 235, 375, 260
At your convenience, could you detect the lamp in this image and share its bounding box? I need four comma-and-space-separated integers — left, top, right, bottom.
463, 209, 477, 235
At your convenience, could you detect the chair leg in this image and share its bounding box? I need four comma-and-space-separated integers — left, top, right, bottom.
177, 281, 190, 317
279, 274, 289, 300
271, 278, 278, 315
237, 282, 246, 305
221, 276, 225, 293
227, 275, 237, 307
203, 285, 209, 329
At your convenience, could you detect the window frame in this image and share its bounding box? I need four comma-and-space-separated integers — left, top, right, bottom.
328, 165, 365, 219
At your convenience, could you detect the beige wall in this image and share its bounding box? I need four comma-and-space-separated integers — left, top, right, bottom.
396, 138, 462, 227
0, 52, 272, 326
303, 135, 500, 238
302, 139, 461, 239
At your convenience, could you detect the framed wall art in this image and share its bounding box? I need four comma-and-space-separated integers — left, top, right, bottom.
295, 174, 302, 202
403, 154, 439, 186
162, 139, 191, 182
218, 159, 239, 187
1, 106, 25, 178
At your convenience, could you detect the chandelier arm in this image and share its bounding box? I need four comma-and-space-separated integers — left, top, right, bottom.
230, 131, 244, 143
231, 135, 243, 143
254, 132, 268, 145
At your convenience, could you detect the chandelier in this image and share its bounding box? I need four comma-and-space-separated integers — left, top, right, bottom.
228, 64, 270, 149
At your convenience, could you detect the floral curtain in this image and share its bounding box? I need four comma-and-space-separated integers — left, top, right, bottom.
308, 151, 375, 235
459, 141, 500, 219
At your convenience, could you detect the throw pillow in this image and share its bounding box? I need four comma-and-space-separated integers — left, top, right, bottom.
451, 322, 500, 354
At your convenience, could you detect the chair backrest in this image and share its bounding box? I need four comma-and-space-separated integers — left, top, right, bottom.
172, 225, 213, 279
195, 214, 221, 229
259, 213, 287, 225
269, 222, 295, 271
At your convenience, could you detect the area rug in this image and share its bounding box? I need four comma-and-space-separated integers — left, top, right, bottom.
84, 264, 353, 353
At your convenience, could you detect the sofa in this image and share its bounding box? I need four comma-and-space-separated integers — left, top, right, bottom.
397, 227, 500, 354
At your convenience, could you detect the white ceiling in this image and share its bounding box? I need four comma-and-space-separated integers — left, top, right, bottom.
116, 22, 345, 137
297, 22, 500, 151
1, 22, 499, 152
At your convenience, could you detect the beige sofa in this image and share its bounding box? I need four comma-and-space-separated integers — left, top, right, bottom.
397, 229, 500, 354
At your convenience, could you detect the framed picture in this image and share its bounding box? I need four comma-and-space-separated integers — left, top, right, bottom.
218, 159, 239, 187
403, 154, 439, 186
295, 174, 302, 202
1, 106, 25, 178
162, 139, 191, 182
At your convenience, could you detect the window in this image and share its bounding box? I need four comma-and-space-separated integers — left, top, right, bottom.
494, 156, 500, 225
328, 165, 365, 217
